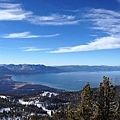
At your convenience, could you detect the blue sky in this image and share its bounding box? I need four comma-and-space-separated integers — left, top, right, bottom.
0, 0, 120, 65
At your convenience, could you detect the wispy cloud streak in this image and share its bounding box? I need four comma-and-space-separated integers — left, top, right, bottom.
22, 47, 49, 52
0, 0, 11, 2
50, 8, 120, 53
0, 3, 31, 21
0, 2, 80, 25
84, 8, 120, 35
2, 32, 60, 38
27, 14, 80, 26
50, 35, 120, 53
117, 0, 120, 3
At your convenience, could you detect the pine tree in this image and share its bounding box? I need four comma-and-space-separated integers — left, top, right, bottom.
115, 96, 120, 119
66, 104, 74, 120
53, 105, 67, 120
93, 76, 117, 120
79, 82, 93, 120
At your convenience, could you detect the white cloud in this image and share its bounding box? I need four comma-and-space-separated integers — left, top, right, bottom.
0, 2, 80, 25
0, 3, 32, 21
50, 35, 120, 53
43, 8, 120, 53
27, 14, 80, 26
84, 8, 120, 35
50, 8, 120, 53
89, 34, 98, 37
22, 47, 49, 52
0, 3, 20, 9
117, 0, 120, 3
39, 33, 60, 38
0, 0, 11, 2
2, 32, 60, 38
3, 32, 39, 38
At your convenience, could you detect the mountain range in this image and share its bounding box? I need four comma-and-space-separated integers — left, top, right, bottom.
0, 64, 63, 75
0, 64, 120, 75
56, 65, 120, 72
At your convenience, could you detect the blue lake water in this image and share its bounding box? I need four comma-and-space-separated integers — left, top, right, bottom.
12, 71, 120, 91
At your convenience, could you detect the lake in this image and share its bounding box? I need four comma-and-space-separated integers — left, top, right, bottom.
12, 71, 120, 91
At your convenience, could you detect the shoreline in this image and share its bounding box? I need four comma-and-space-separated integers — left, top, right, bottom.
0, 75, 62, 95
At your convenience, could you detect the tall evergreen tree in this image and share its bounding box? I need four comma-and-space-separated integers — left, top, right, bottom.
66, 104, 74, 120
117, 99, 120, 119
79, 82, 93, 120
93, 76, 117, 120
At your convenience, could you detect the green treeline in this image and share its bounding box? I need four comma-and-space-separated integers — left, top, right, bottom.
53, 76, 120, 120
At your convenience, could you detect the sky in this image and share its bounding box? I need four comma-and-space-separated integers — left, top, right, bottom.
0, 0, 120, 66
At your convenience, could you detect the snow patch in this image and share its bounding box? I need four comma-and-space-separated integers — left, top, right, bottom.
0, 95, 7, 99
41, 91, 58, 97
0, 108, 10, 113
19, 99, 34, 105
19, 99, 53, 116
36, 103, 52, 116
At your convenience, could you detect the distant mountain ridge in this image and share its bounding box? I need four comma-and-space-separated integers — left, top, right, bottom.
0, 64, 63, 74
0, 64, 120, 75
55, 65, 120, 72
0, 66, 13, 74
